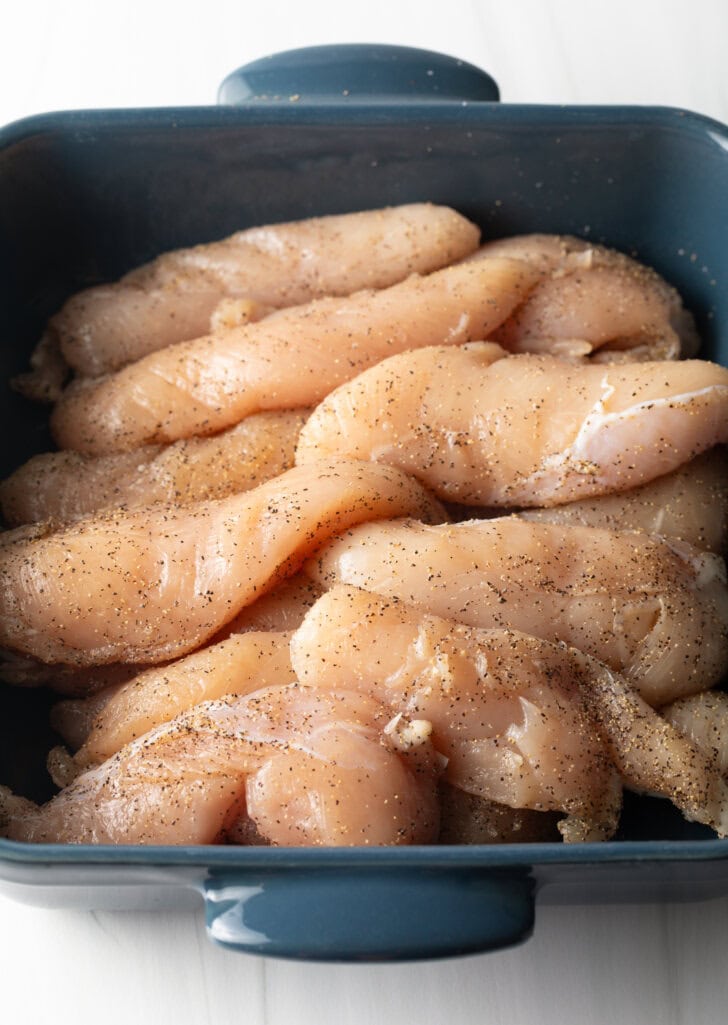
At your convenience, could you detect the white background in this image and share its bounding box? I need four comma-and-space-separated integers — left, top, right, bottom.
1, 2, 727, 1023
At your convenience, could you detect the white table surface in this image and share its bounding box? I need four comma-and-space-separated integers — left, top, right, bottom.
1, 2, 727, 1022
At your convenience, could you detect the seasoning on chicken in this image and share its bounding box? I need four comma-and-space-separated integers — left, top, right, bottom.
305, 518, 728, 706
0, 410, 307, 526
296, 343, 728, 507
2, 212, 726, 851
54, 631, 293, 771
470, 234, 699, 360
218, 574, 323, 636
50, 260, 539, 455
520, 447, 728, 554
582, 666, 728, 837
1, 575, 321, 694
42, 204, 481, 378
662, 692, 728, 777
290, 585, 622, 842
0, 460, 445, 667
0, 686, 442, 846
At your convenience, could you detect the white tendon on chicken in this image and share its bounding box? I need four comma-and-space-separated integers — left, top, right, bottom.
290, 585, 622, 842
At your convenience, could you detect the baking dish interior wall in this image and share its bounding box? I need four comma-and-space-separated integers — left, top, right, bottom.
0, 109, 726, 805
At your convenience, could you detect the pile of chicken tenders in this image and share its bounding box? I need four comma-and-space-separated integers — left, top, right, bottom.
1, 203, 726, 847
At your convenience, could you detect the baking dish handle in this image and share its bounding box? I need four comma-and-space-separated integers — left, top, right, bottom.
203, 867, 533, 961
218, 44, 500, 106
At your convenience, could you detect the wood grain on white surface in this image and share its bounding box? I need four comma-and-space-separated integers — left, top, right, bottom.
3, 896, 728, 1025
1, 2, 727, 1023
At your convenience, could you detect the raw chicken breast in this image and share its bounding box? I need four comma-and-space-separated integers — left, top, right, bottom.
49, 204, 480, 376
0, 686, 441, 845
0, 410, 307, 526
1, 576, 320, 696
11, 332, 69, 404
219, 574, 323, 636
662, 692, 728, 777
13, 298, 272, 407
582, 667, 728, 836
472, 234, 699, 360
306, 518, 728, 706
296, 344, 728, 507
52, 577, 318, 737
1, 575, 321, 692
51, 686, 122, 751
0, 460, 445, 666
521, 448, 728, 554
50, 260, 538, 455
54, 631, 293, 769
208, 297, 273, 333
290, 585, 621, 841
243, 695, 442, 848
469, 234, 591, 274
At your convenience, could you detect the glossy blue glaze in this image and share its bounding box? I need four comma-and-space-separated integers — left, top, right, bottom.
218, 43, 500, 105
0, 45, 727, 961
205, 868, 534, 961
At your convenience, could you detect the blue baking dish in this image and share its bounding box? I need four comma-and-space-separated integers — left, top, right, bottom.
1, 44, 727, 962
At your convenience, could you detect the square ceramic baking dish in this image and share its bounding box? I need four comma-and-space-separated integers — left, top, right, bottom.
1, 44, 727, 962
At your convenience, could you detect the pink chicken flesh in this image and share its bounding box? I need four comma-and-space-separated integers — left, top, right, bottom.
0, 410, 307, 526
291, 585, 621, 841
0, 686, 441, 846
50, 260, 539, 455
521, 448, 728, 555
292, 586, 728, 841
662, 692, 728, 777
470, 234, 699, 360
305, 518, 728, 706
0, 460, 445, 666
55, 630, 294, 770
50, 204, 481, 376
296, 344, 728, 507
218, 574, 323, 637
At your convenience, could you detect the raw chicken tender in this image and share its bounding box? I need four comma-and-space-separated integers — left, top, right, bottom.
521, 448, 728, 554
51, 686, 122, 751
581, 668, 728, 836
472, 234, 699, 360
11, 332, 69, 404
468, 234, 591, 275
288, 588, 728, 840
0, 460, 445, 666
290, 585, 621, 841
306, 518, 728, 706
219, 574, 323, 636
0, 410, 307, 526
49, 204, 481, 376
14, 298, 272, 406
54, 631, 294, 769
0, 686, 441, 845
662, 692, 728, 777
1, 577, 321, 695
51, 260, 539, 455
296, 344, 728, 507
